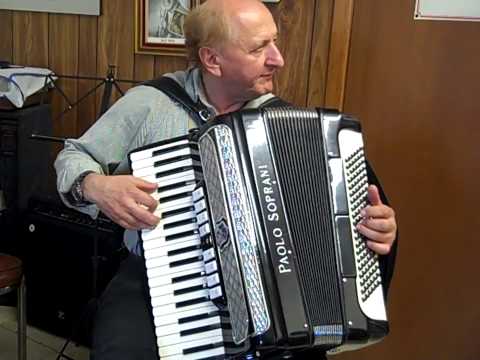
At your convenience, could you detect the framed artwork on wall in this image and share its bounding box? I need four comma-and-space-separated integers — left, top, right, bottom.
135, 0, 200, 56
0, 0, 100, 15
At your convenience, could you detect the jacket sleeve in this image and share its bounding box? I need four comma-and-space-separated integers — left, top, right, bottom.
53, 86, 163, 218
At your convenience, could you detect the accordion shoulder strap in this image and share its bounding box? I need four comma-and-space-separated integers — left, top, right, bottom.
142, 76, 210, 127
141, 76, 289, 127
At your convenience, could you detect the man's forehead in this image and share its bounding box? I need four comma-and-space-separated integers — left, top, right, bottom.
230, 10, 277, 40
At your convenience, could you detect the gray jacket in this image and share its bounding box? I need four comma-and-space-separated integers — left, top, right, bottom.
54, 67, 274, 253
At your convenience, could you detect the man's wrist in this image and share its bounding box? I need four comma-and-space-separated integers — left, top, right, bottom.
81, 172, 99, 204
67, 170, 96, 206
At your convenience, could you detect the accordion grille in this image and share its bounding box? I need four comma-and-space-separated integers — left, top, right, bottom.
264, 108, 343, 327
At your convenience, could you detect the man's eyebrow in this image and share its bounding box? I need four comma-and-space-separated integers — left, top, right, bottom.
254, 35, 278, 48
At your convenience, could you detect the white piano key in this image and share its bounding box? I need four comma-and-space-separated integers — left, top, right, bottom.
199, 223, 211, 237
142, 221, 197, 241
146, 261, 203, 278
129, 139, 191, 162
196, 210, 209, 225
141, 171, 202, 189
145, 249, 203, 269
159, 196, 194, 213
131, 147, 199, 171
204, 260, 218, 275
142, 233, 200, 251
147, 266, 204, 289
132, 158, 196, 177
207, 273, 221, 288
151, 288, 210, 308
208, 286, 223, 300
133, 158, 201, 178
142, 234, 200, 252
156, 328, 224, 349
162, 346, 226, 360
158, 182, 197, 200
153, 304, 218, 327
158, 335, 224, 358
149, 277, 206, 298
202, 248, 215, 262
194, 199, 207, 213
155, 315, 222, 338
192, 187, 204, 202
144, 238, 201, 260
152, 298, 212, 318
151, 209, 197, 229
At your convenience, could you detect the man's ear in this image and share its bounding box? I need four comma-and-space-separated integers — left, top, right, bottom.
198, 47, 222, 77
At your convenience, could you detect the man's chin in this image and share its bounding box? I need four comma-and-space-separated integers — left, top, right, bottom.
254, 82, 274, 96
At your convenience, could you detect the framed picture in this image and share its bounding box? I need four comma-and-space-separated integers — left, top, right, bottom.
135, 0, 200, 56
0, 0, 100, 15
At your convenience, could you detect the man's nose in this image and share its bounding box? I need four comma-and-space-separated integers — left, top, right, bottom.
266, 43, 285, 68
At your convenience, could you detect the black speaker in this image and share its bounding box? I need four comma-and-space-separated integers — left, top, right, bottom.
19, 197, 125, 345
0, 104, 54, 211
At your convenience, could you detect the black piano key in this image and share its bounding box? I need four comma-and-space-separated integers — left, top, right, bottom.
152, 143, 198, 158
174, 284, 206, 296
157, 180, 196, 194
161, 206, 195, 219
155, 165, 202, 179
168, 244, 202, 256
178, 310, 226, 324
153, 154, 201, 168
172, 271, 203, 284
183, 341, 225, 355
161, 191, 193, 204
180, 323, 222, 337
165, 229, 198, 242
163, 218, 197, 230
176, 296, 209, 308
169, 255, 203, 268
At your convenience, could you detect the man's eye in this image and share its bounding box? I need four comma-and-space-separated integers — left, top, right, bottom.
251, 46, 264, 54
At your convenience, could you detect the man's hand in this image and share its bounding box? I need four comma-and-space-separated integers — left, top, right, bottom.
82, 173, 160, 230
356, 185, 397, 255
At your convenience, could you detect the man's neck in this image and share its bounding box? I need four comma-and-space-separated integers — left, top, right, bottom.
201, 71, 248, 115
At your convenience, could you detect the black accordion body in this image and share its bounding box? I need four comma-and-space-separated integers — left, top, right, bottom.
128, 107, 389, 360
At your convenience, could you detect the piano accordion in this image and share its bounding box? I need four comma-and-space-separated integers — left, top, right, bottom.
128, 107, 389, 359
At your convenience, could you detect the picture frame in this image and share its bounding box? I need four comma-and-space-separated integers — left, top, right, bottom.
135, 0, 200, 56
0, 0, 100, 15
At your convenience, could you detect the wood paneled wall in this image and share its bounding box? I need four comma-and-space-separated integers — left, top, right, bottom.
0, 0, 343, 140
339, 1, 480, 360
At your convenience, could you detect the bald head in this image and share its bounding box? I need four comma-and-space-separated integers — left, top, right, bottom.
184, 0, 275, 66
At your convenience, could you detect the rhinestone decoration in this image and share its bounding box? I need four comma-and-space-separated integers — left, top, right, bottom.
214, 125, 270, 335
199, 133, 249, 344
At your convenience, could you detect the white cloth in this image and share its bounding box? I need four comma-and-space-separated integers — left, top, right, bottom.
0, 67, 56, 108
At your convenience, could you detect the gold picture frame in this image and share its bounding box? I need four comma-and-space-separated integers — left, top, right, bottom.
135, 0, 200, 56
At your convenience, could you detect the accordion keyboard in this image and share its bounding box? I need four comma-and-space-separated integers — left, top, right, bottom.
129, 138, 231, 360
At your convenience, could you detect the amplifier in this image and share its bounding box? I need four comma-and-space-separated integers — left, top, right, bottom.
19, 197, 125, 344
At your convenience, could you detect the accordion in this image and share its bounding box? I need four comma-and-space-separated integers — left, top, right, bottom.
128, 107, 389, 359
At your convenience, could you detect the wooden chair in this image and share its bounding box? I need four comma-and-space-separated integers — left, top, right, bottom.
0, 253, 26, 360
